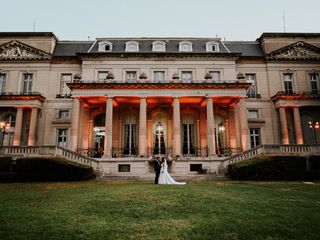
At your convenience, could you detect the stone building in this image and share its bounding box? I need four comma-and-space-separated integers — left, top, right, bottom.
0, 32, 319, 176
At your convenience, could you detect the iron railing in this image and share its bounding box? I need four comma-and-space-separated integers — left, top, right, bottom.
112, 147, 138, 158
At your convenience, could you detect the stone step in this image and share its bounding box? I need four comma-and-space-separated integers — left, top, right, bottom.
98, 174, 221, 181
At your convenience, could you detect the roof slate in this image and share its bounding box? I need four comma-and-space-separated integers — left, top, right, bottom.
53, 42, 93, 56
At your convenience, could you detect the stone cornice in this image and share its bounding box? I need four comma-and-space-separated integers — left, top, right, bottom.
67, 82, 251, 90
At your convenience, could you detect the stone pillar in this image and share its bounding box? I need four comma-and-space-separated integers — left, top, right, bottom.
104, 97, 113, 157
138, 97, 147, 157
147, 119, 152, 155
88, 119, 94, 149
293, 107, 303, 145
206, 97, 216, 156
238, 99, 249, 151
173, 97, 181, 156
70, 98, 80, 151
279, 107, 289, 144
228, 108, 237, 149
196, 119, 201, 148
13, 108, 23, 146
27, 108, 38, 146
225, 119, 230, 148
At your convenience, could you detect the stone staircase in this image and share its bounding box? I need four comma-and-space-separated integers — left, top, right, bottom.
0, 145, 100, 170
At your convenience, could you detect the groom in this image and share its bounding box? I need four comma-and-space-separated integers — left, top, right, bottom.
154, 157, 162, 184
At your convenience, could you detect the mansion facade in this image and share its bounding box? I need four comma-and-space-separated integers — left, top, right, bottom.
0, 32, 319, 175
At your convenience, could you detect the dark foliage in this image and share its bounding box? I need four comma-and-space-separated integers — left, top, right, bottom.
13, 157, 95, 182
227, 155, 320, 180
0, 156, 13, 172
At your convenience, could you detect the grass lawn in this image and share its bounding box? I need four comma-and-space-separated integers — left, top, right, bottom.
0, 180, 320, 240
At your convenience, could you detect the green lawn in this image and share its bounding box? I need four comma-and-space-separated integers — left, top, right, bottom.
0, 181, 319, 240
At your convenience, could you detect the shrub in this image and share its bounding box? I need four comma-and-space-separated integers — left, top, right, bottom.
0, 172, 17, 182
15, 157, 95, 182
0, 156, 13, 172
226, 155, 320, 180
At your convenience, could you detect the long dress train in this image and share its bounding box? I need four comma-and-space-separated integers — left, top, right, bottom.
158, 159, 186, 185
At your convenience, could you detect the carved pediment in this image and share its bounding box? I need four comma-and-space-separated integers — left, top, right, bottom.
0, 40, 51, 60
266, 41, 320, 61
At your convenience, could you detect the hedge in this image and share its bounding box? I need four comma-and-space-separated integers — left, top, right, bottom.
227, 155, 320, 180
14, 157, 95, 182
0, 156, 13, 172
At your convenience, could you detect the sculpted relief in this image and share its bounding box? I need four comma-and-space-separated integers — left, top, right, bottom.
0, 41, 50, 60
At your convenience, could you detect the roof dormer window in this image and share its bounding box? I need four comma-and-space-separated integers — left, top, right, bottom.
152, 41, 166, 52
179, 41, 193, 52
126, 41, 139, 52
206, 41, 219, 52
98, 41, 113, 52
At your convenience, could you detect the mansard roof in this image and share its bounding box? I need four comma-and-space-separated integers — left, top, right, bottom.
51, 38, 264, 57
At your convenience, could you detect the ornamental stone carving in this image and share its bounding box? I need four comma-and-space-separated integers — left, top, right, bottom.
0, 40, 51, 60
266, 41, 320, 61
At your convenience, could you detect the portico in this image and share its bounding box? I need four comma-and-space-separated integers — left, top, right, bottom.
68, 81, 251, 160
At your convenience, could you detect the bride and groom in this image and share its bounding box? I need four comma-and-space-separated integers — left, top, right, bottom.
154, 157, 186, 185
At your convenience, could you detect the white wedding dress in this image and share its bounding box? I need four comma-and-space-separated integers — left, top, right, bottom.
158, 159, 186, 185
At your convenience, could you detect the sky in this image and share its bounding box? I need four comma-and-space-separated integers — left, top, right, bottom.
1, 0, 319, 41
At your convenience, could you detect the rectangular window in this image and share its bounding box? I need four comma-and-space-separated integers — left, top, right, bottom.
309, 73, 319, 94
181, 71, 192, 83
60, 74, 72, 95
125, 71, 137, 82
97, 71, 108, 81
57, 129, 68, 148
153, 71, 165, 82
247, 109, 259, 119
0, 74, 6, 93
23, 73, 33, 94
283, 73, 293, 94
57, 110, 70, 120
209, 71, 221, 82
118, 164, 130, 172
245, 74, 257, 97
249, 128, 261, 148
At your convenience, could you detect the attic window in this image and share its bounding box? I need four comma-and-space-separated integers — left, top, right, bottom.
126, 41, 139, 52
98, 41, 112, 52
152, 41, 166, 52
206, 42, 219, 52
179, 41, 193, 52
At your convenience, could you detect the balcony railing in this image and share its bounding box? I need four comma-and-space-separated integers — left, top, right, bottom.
0, 91, 43, 96
246, 93, 261, 98
112, 147, 138, 158
73, 79, 243, 84
56, 93, 72, 98
275, 90, 320, 96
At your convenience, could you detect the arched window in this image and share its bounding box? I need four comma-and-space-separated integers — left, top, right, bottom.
123, 112, 137, 156
125, 41, 139, 52
179, 41, 193, 52
206, 41, 220, 52
152, 41, 166, 52
98, 41, 113, 52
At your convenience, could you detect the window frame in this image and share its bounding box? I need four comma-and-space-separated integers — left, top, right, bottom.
179, 41, 193, 52
245, 73, 257, 97
56, 128, 68, 148
283, 73, 294, 94
309, 72, 319, 94
152, 41, 166, 52
153, 70, 165, 82
249, 128, 261, 148
247, 109, 259, 119
181, 71, 193, 83
60, 73, 72, 95
98, 41, 113, 52
209, 71, 221, 82
125, 41, 139, 52
125, 71, 138, 82
22, 73, 33, 94
206, 41, 220, 52
0, 73, 6, 93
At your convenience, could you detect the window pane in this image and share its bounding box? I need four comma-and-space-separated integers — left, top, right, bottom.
283, 74, 293, 93
181, 72, 192, 82
126, 71, 137, 82
309, 73, 319, 93
23, 74, 33, 93
245, 74, 256, 96
154, 71, 165, 82
210, 71, 220, 81
0, 74, 6, 93
248, 110, 259, 119
97, 72, 108, 81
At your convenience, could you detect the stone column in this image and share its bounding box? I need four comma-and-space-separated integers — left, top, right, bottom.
196, 119, 201, 148
104, 97, 113, 157
27, 108, 38, 146
70, 98, 80, 151
13, 108, 23, 146
238, 99, 249, 151
138, 97, 147, 157
279, 107, 289, 144
293, 107, 303, 145
228, 108, 237, 149
147, 119, 153, 155
88, 119, 94, 149
173, 97, 181, 156
206, 97, 216, 156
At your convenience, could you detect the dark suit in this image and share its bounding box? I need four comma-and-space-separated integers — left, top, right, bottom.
154, 159, 162, 184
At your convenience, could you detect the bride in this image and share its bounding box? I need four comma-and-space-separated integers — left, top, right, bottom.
158, 158, 186, 185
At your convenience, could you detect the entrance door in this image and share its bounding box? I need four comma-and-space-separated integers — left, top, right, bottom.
152, 112, 167, 155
